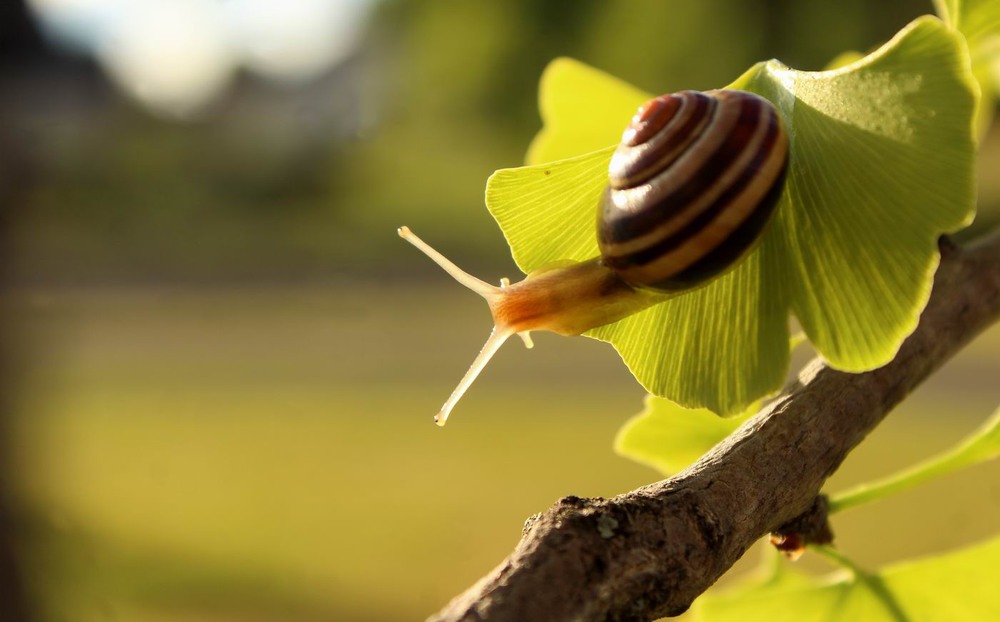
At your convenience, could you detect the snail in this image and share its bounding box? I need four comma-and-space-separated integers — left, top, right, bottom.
400, 89, 789, 426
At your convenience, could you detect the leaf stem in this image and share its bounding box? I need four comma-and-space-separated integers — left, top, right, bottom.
809, 544, 862, 574
810, 546, 907, 622
828, 407, 1000, 514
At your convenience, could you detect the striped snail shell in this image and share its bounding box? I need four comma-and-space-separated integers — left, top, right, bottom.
399, 89, 789, 426
599, 90, 789, 292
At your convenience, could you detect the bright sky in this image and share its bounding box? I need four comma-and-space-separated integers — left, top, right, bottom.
28, 0, 378, 117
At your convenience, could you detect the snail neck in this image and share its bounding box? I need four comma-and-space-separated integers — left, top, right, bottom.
492, 257, 661, 336
397, 226, 663, 427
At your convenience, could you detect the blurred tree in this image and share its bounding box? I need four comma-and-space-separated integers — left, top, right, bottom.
0, 2, 46, 619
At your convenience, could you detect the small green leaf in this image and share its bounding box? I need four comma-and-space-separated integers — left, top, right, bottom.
486, 17, 977, 414
615, 397, 755, 476
829, 404, 1000, 513
934, 0, 1000, 69
525, 58, 649, 165
935, 0, 1000, 131
825, 51, 866, 70
933, 0, 961, 26
695, 537, 1000, 621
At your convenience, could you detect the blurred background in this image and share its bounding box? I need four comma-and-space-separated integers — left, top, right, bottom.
0, 0, 998, 620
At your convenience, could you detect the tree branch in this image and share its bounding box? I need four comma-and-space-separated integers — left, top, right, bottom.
429, 232, 1000, 622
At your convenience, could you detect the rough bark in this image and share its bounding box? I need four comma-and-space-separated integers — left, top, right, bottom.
430, 233, 1000, 622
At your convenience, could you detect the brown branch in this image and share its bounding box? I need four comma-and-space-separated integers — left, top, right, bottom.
429, 232, 1000, 622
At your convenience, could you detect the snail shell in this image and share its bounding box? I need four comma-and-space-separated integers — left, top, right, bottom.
599, 90, 789, 291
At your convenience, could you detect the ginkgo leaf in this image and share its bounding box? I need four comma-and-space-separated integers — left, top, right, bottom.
825, 51, 865, 70
486, 16, 976, 414
614, 396, 755, 476
695, 537, 1000, 621
934, 0, 1000, 75
934, 0, 1000, 132
526, 58, 650, 165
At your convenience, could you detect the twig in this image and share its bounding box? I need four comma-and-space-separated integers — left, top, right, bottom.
429, 232, 1000, 622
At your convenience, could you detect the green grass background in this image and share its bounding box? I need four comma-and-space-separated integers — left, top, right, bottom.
4, 283, 998, 621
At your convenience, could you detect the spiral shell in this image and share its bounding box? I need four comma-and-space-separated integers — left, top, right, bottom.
597, 90, 789, 292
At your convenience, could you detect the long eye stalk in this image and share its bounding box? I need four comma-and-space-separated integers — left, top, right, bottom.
398, 226, 520, 427
398, 226, 500, 300
433, 326, 512, 426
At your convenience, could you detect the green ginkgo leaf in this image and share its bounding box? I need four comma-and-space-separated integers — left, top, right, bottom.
824, 51, 866, 70
934, 0, 1000, 76
614, 397, 755, 476
526, 57, 650, 165
486, 16, 976, 414
695, 537, 1000, 621
934, 0, 1000, 131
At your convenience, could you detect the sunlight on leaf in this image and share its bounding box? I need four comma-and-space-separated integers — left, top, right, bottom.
695, 537, 1000, 621
486, 17, 976, 414
614, 397, 756, 476
487, 148, 614, 272
829, 404, 1000, 513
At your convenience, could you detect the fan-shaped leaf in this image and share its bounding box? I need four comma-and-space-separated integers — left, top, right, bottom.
485, 17, 976, 414
934, 0, 1000, 131
934, 0, 1000, 75
615, 397, 755, 476
526, 58, 649, 165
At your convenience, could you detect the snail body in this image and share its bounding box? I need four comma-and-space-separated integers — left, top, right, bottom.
400, 88, 788, 426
